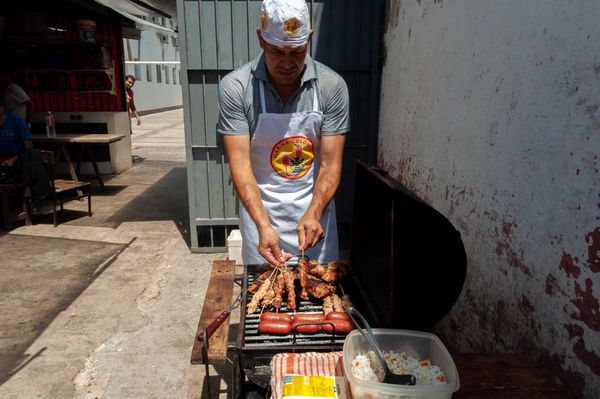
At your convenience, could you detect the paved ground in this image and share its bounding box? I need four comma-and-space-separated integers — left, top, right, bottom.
0, 110, 235, 398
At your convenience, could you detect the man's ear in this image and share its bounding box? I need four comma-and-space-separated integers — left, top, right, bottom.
308, 29, 314, 41
256, 28, 264, 49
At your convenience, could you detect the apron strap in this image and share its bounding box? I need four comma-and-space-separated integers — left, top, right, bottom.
259, 80, 267, 114
312, 80, 319, 112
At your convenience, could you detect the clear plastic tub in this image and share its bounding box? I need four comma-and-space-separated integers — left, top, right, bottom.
343, 329, 459, 399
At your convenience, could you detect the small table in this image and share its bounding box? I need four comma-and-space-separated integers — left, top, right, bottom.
32, 134, 125, 188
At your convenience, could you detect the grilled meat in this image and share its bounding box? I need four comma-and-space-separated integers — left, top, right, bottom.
247, 277, 271, 313
308, 260, 326, 278
306, 279, 336, 299
323, 295, 334, 316
262, 288, 275, 307
273, 273, 285, 309
298, 259, 310, 301
321, 261, 350, 283
283, 269, 297, 310
331, 294, 344, 312
248, 271, 271, 294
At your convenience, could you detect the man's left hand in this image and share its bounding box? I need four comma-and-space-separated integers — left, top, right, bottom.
136, 117, 142, 126
297, 215, 324, 251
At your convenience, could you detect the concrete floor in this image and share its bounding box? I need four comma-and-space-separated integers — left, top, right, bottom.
0, 110, 234, 398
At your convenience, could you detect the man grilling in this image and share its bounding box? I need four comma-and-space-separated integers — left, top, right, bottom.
218, 0, 350, 266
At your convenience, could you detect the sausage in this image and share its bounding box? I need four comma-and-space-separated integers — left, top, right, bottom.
292, 322, 322, 334
258, 320, 292, 335
325, 311, 351, 322
321, 320, 354, 335
260, 312, 292, 323
292, 313, 324, 323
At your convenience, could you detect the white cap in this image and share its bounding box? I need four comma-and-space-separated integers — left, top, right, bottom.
260, 0, 310, 47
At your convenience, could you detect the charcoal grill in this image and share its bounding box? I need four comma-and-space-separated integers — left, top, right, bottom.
234, 263, 359, 394
229, 161, 467, 397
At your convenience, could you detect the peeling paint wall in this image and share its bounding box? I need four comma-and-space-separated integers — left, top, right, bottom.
378, 1, 600, 397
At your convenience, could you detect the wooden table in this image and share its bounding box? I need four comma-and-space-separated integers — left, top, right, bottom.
32, 134, 125, 188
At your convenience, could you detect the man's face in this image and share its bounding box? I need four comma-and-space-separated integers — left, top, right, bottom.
125, 78, 135, 89
258, 31, 311, 87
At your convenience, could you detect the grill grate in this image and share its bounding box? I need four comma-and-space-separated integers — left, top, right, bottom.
240, 266, 346, 348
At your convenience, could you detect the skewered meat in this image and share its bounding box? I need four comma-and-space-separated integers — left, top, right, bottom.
298, 259, 310, 300
282, 269, 297, 310
308, 260, 326, 278
273, 273, 285, 310
247, 277, 271, 313
306, 279, 336, 299
248, 271, 271, 294
262, 288, 275, 307
321, 261, 350, 283
331, 294, 344, 312
323, 295, 334, 316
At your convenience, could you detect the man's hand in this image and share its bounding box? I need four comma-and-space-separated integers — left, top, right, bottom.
258, 225, 292, 266
297, 213, 324, 251
136, 116, 142, 126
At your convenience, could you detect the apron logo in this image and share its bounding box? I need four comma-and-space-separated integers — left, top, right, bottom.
270, 136, 315, 180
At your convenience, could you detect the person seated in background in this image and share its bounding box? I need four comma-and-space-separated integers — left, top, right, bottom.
0, 102, 32, 184
0, 71, 35, 126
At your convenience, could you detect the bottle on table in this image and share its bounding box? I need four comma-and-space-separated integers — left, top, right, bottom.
45, 111, 56, 137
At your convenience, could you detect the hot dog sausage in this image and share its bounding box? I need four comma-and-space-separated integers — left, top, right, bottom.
258, 320, 292, 335
321, 320, 354, 335
260, 312, 292, 323
292, 313, 324, 323
325, 311, 351, 322
292, 322, 322, 334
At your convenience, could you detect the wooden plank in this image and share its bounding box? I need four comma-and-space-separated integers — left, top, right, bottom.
190, 260, 235, 365
31, 134, 125, 144
453, 354, 572, 399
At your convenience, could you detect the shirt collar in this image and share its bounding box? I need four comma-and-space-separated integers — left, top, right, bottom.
251, 52, 317, 85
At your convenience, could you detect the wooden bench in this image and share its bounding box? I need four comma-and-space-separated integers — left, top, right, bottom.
191, 259, 236, 366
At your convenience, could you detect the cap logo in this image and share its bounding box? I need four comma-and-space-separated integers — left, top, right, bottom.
283, 17, 301, 36
261, 11, 268, 30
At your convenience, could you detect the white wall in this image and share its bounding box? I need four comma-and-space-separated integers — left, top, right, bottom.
123, 23, 182, 112
378, 1, 600, 397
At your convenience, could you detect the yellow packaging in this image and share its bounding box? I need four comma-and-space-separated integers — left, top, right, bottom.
281, 375, 341, 399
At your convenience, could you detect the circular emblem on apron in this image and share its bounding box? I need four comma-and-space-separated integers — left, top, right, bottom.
270, 136, 315, 180
284, 17, 301, 36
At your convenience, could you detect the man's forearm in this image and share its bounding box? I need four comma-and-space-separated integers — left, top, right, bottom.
305, 163, 341, 219
223, 135, 271, 230
232, 169, 271, 229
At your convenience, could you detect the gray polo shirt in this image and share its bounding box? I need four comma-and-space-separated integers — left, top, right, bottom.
217, 53, 350, 136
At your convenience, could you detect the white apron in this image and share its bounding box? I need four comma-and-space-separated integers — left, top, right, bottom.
239, 80, 338, 264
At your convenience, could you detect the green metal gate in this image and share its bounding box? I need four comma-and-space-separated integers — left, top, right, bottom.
177, 0, 384, 252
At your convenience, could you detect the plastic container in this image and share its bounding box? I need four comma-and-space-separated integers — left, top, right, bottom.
45, 111, 56, 137
343, 329, 459, 399
77, 19, 96, 43
227, 229, 243, 265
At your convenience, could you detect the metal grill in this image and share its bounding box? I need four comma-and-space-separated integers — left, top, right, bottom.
236, 265, 346, 372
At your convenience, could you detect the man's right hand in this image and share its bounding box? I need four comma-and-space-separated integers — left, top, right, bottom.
258, 225, 291, 266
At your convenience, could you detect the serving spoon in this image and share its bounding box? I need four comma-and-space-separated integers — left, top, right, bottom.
346, 307, 416, 385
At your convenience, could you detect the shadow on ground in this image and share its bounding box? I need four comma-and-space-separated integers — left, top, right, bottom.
106, 166, 191, 248
0, 234, 126, 387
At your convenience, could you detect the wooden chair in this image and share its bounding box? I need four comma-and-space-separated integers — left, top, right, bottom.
39, 150, 92, 227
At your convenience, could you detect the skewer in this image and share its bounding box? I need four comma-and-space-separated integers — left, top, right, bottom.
259, 267, 280, 316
